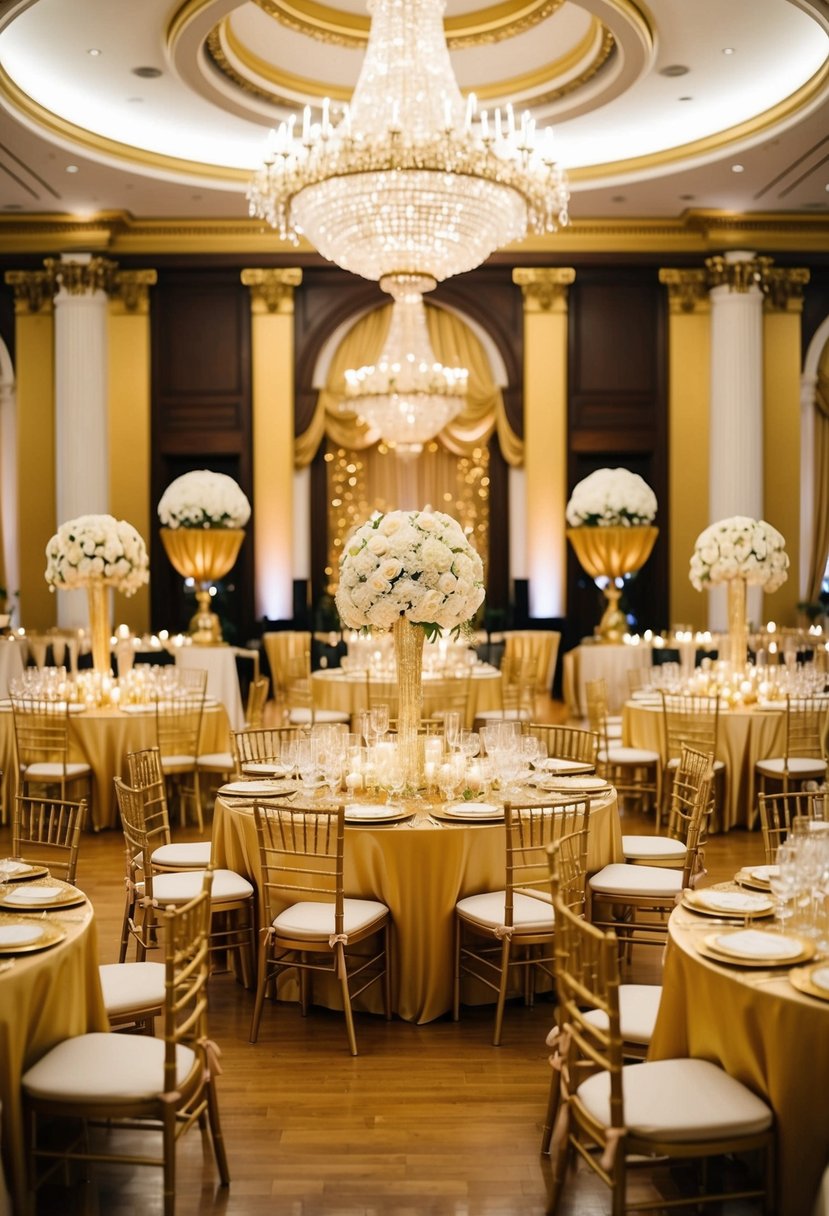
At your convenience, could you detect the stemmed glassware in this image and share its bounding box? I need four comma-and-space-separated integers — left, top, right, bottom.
443, 711, 461, 752
370, 705, 389, 743
769, 842, 798, 933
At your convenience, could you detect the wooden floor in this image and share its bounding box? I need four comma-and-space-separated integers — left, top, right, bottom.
1, 698, 771, 1216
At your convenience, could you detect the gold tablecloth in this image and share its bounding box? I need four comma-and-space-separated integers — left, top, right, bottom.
311, 666, 502, 729
0, 703, 230, 829
622, 701, 786, 831
212, 791, 621, 1024
0, 898, 107, 1212
650, 909, 829, 1216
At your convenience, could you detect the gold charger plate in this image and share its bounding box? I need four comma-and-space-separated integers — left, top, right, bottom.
789, 962, 829, 1002
0, 917, 66, 955
734, 868, 773, 892
698, 928, 815, 968
431, 802, 504, 823
0, 877, 86, 911
0, 859, 49, 883
682, 887, 774, 918
218, 779, 296, 798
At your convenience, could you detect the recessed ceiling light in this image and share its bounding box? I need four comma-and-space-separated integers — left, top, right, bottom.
659, 64, 690, 77
86, 48, 101, 57
731, 164, 745, 173
722, 47, 735, 55
132, 66, 162, 79
679, 194, 695, 201
127, 97, 144, 104
678, 96, 693, 102
610, 195, 626, 203
65, 165, 79, 174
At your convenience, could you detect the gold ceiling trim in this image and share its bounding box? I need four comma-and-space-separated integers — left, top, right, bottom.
2, 210, 829, 256
210, 14, 612, 109
251, 0, 565, 49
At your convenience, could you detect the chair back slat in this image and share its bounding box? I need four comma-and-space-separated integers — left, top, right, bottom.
126, 746, 172, 847
524, 723, 598, 766
12, 794, 86, 882
784, 696, 828, 761
661, 692, 720, 761
231, 725, 308, 769
252, 801, 344, 933
503, 800, 589, 921
758, 788, 824, 862
665, 744, 716, 847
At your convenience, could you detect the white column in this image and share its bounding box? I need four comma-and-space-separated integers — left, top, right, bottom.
707, 252, 764, 630
800, 373, 817, 602
53, 255, 111, 626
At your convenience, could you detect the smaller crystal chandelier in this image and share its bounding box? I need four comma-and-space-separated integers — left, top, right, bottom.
343, 275, 468, 458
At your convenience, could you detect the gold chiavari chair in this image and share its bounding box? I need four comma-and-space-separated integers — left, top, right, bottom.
757, 788, 825, 863
661, 691, 725, 825
473, 650, 537, 729
621, 744, 715, 869
10, 695, 93, 808
11, 793, 86, 884
230, 724, 309, 774
262, 629, 311, 705
127, 747, 212, 870
502, 629, 561, 696
453, 799, 589, 1046
23, 872, 230, 1213
586, 678, 661, 815
524, 722, 599, 767
545, 857, 774, 1215
755, 695, 828, 795
283, 649, 350, 727
244, 674, 270, 727
249, 800, 391, 1056
587, 752, 714, 954
155, 687, 206, 831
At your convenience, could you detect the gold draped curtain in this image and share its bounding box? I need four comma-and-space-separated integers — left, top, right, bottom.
294, 302, 523, 468
807, 342, 829, 601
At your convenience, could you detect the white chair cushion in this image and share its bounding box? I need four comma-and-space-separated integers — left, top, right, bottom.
22, 1032, 195, 1103
585, 984, 663, 1045
755, 756, 826, 776
576, 1057, 772, 1142
24, 762, 91, 779
197, 752, 234, 770
273, 897, 388, 941
456, 890, 554, 933
589, 863, 682, 899
604, 747, 660, 765
137, 868, 253, 904
622, 835, 687, 862
99, 962, 165, 1017
160, 754, 197, 771
289, 709, 350, 724
151, 841, 213, 868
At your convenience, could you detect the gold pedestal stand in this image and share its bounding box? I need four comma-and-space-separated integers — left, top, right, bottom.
160, 528, 245, 645
566, 526, 659, 644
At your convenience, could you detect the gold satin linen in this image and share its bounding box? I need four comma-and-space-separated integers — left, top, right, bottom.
0, 900, 107, 1213
650, 909, 829, 1216
0, 704, 230, 829
211, 792, 622, 1024
623, 701, 786, 831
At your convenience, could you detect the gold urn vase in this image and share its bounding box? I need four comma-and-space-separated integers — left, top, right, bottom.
160, 528, 245, 645
566, 525, 659, 644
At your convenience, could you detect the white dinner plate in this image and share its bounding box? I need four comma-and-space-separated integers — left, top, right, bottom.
344, 804, 411, 824
218, 780, 295, 797
751, 865, 779, 883
0, 858, 47, 880
0, 918, 65, 954
241, 762, 291, 777
439, 802, 503, 821
706, 929, 810, 963
0, 923, 46, 946
540, 776, 610, 792
0, 879, 85, 910
684, 889, 773, 916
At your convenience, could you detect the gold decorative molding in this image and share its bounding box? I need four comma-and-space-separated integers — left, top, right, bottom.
512, 267, 575, 312
241, 267, 303, 312
704, 255, 810, 312
658, 269, 709, 315
111, 269, 158, 313
43, 256, 118, 297
762, 267, 810, 313
4, 270, 54, 314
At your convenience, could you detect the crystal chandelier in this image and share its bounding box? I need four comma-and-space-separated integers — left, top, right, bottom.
246, 0, 570, 287
343, 275, 468, 458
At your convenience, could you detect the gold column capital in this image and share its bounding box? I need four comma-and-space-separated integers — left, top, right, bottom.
761, 266, 810, 313
43, 255, 119, 296
110, 269, 157, 314
512, 267, 575, 313
4, 270, 54, 314
703, 253, 809, 310
658, 268, 709, 315
241, 268, 303, 313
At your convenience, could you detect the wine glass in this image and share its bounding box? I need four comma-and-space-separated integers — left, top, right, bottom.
769, 842, 798, 933
443, 711, 461, 752
280, 738, 297, 781
370, 705, 389, 742
296, 738, 319, 796
438, 762, 458, 804
385, 747, 406, 806
459, 730, 480, 760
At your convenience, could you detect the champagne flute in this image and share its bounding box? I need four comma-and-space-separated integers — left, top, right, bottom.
370, 704, 389, 742
444, 710, 461, 752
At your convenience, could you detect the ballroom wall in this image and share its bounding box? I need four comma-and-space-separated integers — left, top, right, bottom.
1, 232, 828, 643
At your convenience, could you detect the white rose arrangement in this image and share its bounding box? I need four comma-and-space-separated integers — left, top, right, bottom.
157, 470, 251, 530
45, 514, 149, 596
335, 510, 485, 640
566, 468, 657, 527
689, 516, 789, 592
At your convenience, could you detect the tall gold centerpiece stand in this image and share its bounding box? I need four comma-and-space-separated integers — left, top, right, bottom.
85, 577, 112, 675
566, 526, 659, 644
160, 528, 245, 645
393, 617, 425, 789
725, 576, 748, 671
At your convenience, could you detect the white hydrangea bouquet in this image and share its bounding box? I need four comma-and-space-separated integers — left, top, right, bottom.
157, 469, 251, 530
335, 509, 485, 640
45, 514, 149, 596
689, 516, 789, 592
566, 467, 657, 527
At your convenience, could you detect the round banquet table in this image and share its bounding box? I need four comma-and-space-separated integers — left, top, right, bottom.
0, 895, 108, 1213
0, 702, 230, 829
622, 700, 788, 831
311, 665, 502, 729
650, 908, 829, 1216
211, 790, 622, 1024
175, 646, 245, 730
563, 642, 653, 716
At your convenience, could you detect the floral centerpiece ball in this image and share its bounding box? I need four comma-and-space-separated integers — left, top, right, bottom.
335, 509, 485, 638
45, 514, 149, 596
565, 467, 657, 527
689, 516, 789, 592
157, 469, 251, 530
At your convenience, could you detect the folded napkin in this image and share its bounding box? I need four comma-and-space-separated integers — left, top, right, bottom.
0, 859, 30, 876
5, 884, 64, 905
345, 805, 399, 821
445, 802, 500, 817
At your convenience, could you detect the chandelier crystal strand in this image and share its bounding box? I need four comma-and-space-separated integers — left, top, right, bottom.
246, 0, 569, 284
344, 275, 468, 457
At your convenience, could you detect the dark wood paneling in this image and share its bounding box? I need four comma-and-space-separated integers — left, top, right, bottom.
150, 269, 254, 643
567, 268, 669, 637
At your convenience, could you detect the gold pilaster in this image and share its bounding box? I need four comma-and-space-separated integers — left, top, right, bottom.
763, 303, 802, 624
111, 269, 157, 312
4, 270, 54, 314
513, 267, 575, 617
242, 267, 303, 619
